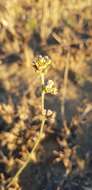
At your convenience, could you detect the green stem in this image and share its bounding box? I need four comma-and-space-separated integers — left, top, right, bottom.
8, 136, 41, 187
8, 73, 46, 188
40, 73, 45, 134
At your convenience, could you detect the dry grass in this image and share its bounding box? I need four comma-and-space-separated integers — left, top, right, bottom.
0, 0, 92, 190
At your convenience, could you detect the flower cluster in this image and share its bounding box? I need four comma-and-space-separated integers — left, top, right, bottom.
45, 80, 57, 95
32, 55, 52, 73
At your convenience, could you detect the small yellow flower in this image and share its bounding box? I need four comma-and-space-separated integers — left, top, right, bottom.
32, 55, 52, 73
45, 80, 57, 95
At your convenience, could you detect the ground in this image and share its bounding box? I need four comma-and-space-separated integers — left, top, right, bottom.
0, 1, 92, 190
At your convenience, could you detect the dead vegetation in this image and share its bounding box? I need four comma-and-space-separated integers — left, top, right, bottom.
0, 0, 92, 190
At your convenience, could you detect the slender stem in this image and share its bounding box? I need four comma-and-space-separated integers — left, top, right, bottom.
8, 73, 46, 188
61, 54, 69, 126
40, 73, 45, 134
8, 136, 41, 187
41, 73, 45, 113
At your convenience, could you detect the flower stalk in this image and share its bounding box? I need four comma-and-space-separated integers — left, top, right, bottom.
8, 55, 57, 188
40, 73, 45, 135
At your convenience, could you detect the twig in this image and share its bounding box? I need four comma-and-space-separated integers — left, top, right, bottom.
61, 53, 70, 127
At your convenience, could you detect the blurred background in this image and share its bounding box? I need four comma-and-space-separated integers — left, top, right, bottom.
0, 0, 92, 189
